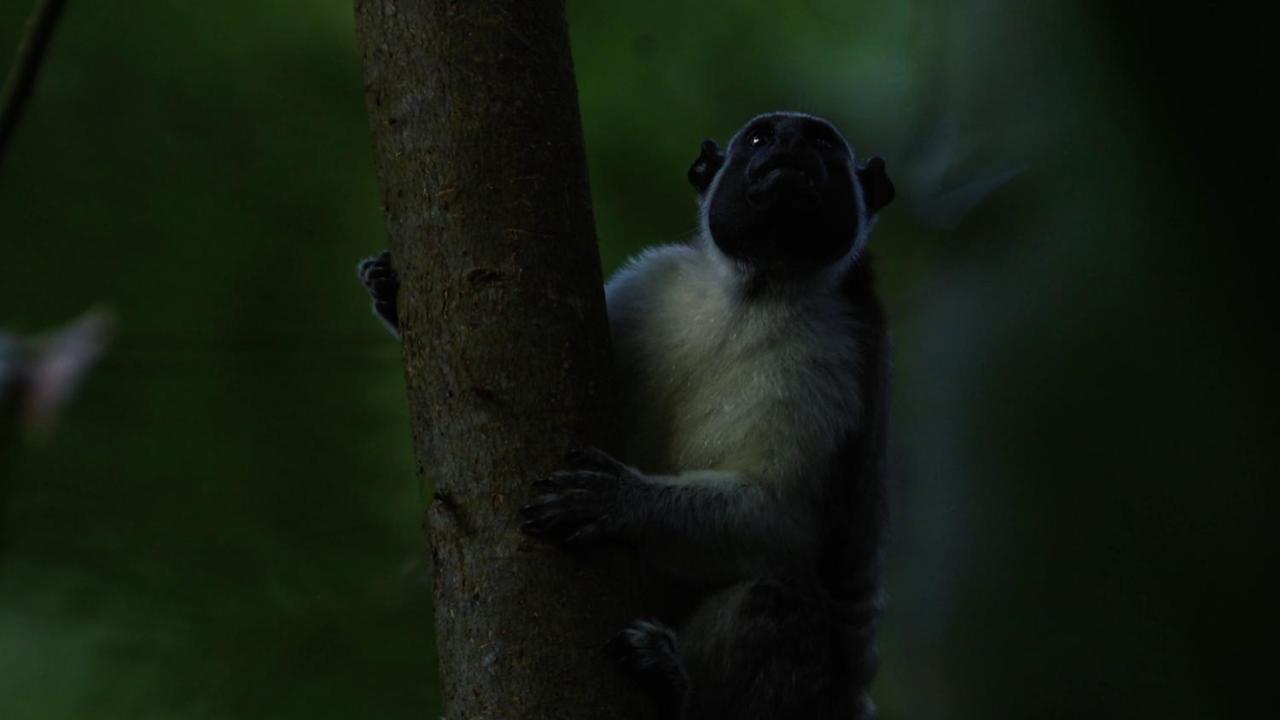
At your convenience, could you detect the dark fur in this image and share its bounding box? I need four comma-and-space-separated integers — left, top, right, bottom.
357, 250, 399, 338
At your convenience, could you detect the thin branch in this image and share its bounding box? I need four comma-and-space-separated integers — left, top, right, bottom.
0, 0, 68, 168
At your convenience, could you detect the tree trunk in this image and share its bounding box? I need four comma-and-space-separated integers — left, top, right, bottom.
352, 2, 644, 718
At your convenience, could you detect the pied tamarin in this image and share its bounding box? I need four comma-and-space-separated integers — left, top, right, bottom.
359, 111, 895, 719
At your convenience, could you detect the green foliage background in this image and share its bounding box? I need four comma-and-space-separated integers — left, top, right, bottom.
1, 1, 1274, 718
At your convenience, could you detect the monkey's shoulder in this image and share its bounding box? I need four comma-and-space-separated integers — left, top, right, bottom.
606, 242, 877, 364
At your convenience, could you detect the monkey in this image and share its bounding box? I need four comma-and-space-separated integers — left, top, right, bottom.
358, 111, 894, 719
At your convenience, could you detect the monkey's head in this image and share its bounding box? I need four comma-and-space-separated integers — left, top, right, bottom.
690, 112, 894, 271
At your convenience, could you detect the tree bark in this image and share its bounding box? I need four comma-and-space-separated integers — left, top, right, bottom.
0, 0, 68, 168
352, 2, 644, 718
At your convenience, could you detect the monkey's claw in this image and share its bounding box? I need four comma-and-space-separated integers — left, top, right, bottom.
520, 457, 629, 545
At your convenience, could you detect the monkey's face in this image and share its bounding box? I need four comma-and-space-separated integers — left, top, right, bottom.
694, 112, 894, 270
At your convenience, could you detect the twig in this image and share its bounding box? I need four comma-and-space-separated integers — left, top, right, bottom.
0, 0, 68, 169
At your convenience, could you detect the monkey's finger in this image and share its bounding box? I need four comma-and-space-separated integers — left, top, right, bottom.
363, 269, 398, 293
605, 623, 655, 668
565, 447, 627, 473
607, 619, 680, 679
370, 277, 398, 298
532, 473, 606, 493
520, 494, 566, 515
521, 513, 588, 542
358, 251, 395, 278
520, 495, 585, 519
519, 511, 564, 536
542, 470, 615, 489
357, 254, 388, 275
563, 518, 610, 546
531, 479, 556, 492
520, 519, 556, 538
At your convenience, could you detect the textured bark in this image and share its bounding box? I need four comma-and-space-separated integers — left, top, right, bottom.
353, 2, 644, 718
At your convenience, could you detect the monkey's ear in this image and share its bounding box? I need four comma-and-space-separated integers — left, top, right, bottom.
857, 157, 895, 215
688, 139, 724, 195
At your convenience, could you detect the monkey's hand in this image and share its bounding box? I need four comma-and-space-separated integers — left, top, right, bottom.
520, 447, 638, 546
357, 250, 400, 339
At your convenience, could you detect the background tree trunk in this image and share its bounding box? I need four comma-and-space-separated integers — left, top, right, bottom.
353, 2, 645, 718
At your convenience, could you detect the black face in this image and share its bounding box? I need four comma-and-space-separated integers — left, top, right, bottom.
690, 112, 894, 270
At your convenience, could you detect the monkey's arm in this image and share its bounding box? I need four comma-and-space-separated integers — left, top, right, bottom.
357, 250, 400, 339
521, 448, 820, 585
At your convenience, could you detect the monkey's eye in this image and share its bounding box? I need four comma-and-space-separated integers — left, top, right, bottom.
747, 129, 772, 148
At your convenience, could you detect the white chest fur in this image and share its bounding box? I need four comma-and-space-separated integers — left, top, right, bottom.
606, 241, 862, 488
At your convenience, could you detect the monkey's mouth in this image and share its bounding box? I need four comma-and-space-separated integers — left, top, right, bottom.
747, 166, 821, 210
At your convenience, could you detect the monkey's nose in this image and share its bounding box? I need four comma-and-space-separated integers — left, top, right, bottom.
748, 141, 825, 194
747, 167, 820, 209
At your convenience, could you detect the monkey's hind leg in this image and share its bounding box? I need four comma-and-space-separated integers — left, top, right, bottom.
607, 619, 690, 719
679, 578, 870, 720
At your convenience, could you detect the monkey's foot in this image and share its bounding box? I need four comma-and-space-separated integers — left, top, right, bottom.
607, 619, 689, 715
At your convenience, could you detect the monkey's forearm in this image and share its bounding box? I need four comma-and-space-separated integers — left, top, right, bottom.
521, 450, 818, 584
